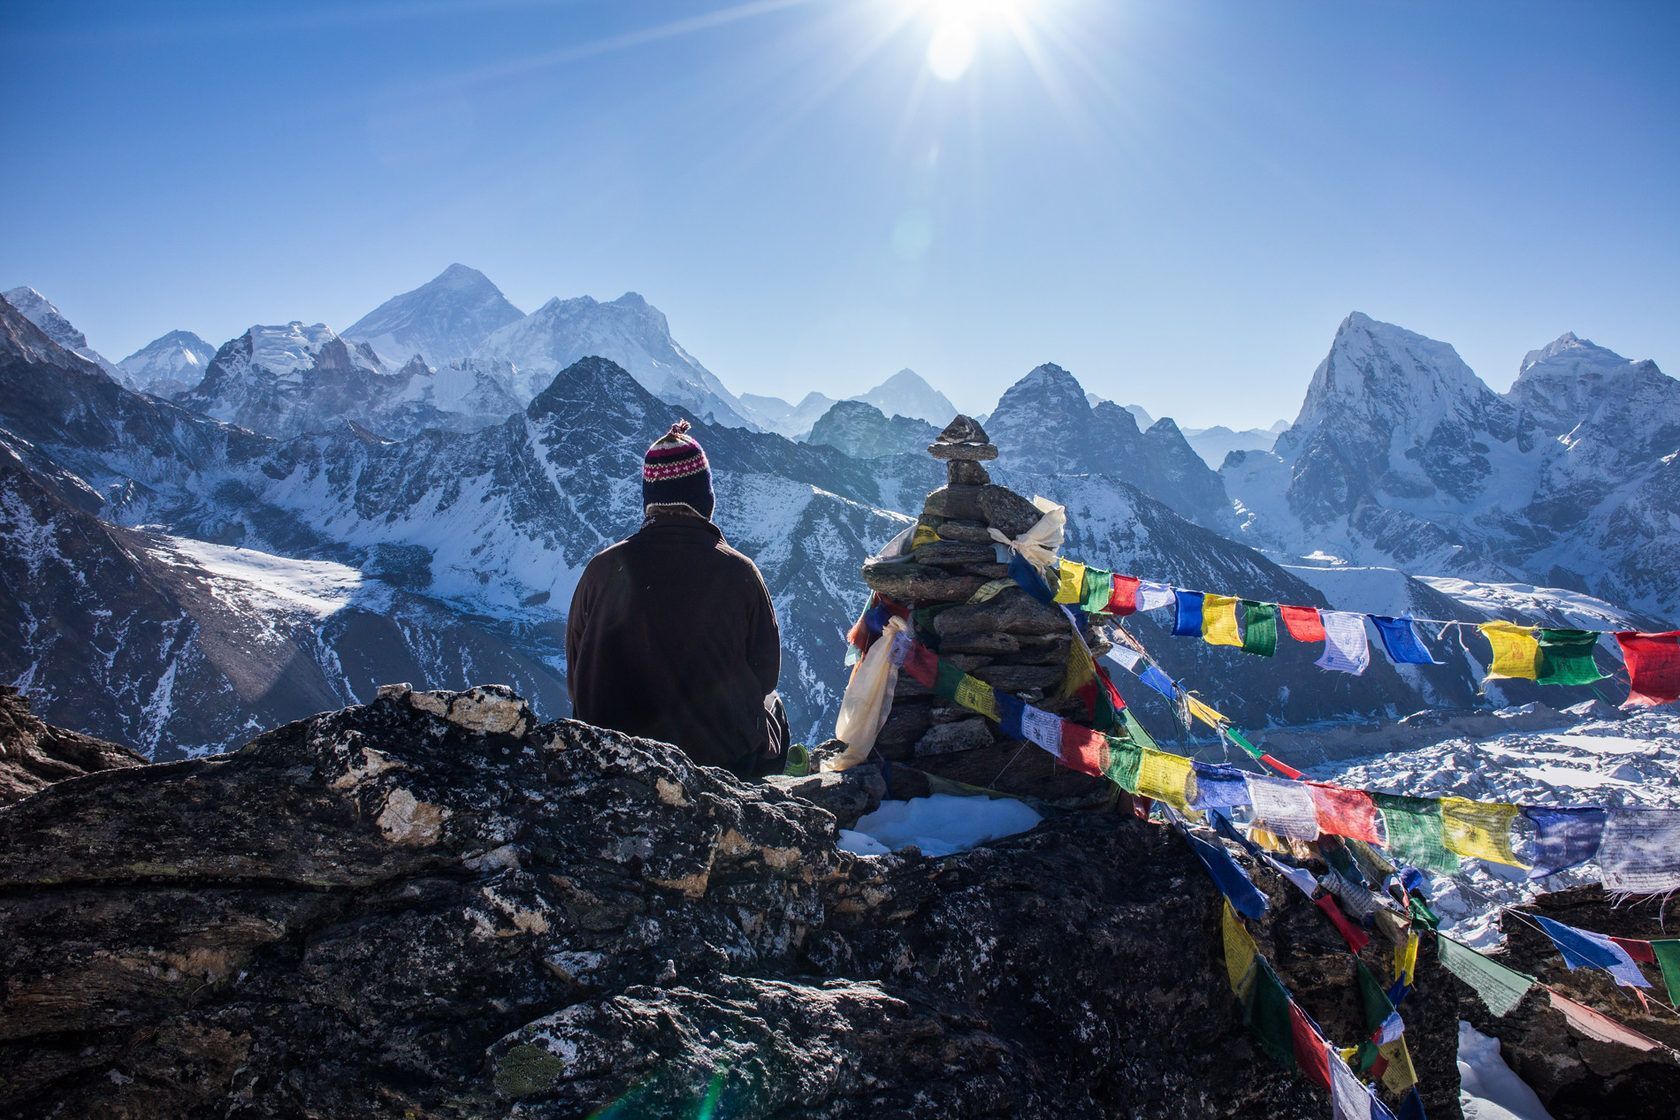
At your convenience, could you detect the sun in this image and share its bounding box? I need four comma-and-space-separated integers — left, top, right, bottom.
905, 0, 1047, 82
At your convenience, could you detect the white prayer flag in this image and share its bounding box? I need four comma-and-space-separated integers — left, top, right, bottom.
1597, 806, 1680, 894
1316, 611, 1371, 676
1020, 704, 1062, 756
1137, 580, 1176, 612
1328, 1043, 1370, 1120
1104, 646, 1144, 672
1246, 775, 1321, 840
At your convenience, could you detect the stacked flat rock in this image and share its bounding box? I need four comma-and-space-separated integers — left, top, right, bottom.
862, 415, 1112, 804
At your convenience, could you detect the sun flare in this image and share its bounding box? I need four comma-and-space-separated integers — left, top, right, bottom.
905, 0, 1048, 81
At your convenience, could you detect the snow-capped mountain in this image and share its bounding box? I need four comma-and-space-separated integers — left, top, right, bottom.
984, 362, 1234, 532
177, 321, 439, 439
342, 263, 524, 368
849, 368, 957, 426
1224, 313, 1680, 623
3, 286, 119, 379
741, 391, 838, 439
472, 291, 756, 429
117, 330, 216, 397
805, 400, 938, 459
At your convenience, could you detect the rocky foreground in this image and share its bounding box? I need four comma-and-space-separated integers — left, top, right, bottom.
0, 684, 1502, 1118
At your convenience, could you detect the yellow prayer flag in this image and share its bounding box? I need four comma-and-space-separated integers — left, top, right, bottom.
1054, 559, 1086, 605
1056, 634, 1097, 701
1137, 748, 1195, 810
952, 674, 1000, 722
1479, 621, 1541, 681
1222, 901, 1258, 1001
1202, 594, 1244, 648
1378, 1038, 1418, 1094
1441, 796, 1527, 867
1394, 931, 1419, 988
1185, 694, 1227, 728
910, 522, 941, 549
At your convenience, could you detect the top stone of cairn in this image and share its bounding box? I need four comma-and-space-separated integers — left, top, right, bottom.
928, 414, 998, 461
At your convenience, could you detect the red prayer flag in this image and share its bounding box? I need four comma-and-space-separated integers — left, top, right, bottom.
1280, 605, 1327, 643
903, 641, 938, 688
1611, 936, 1657, 965
1107, 574, 1141, 616
1098, 664, 1127, 714
1288, 1001, 1332, 1088
1059, 722, 1107, 776
1315, 893, 1372, 954
1307, 782, 1384, 844
1616, 631, 1680, 707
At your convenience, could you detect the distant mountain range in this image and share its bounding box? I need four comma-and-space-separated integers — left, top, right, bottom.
2, 272, 1670, 761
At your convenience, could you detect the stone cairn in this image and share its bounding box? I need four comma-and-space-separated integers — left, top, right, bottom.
861, 416, 1114, 804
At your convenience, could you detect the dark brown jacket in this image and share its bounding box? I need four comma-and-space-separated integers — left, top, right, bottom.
566, 504, 781, 774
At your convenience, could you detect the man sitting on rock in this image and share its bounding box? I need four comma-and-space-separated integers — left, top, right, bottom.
566, 420, 788, 778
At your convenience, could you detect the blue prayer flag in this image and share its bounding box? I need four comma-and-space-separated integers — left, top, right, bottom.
1524, 806, 1606, 877
1399, 1087, 1427, 1120
1533, 914, 1650, 988
1172, 590, 1205, 637
995, 692, 1025, 740
1177, 823, 1268, 919
1191, 762, 1252, 812
1139, 664, 1178, 699
1009, 553, 1054, 603
1370, 616, 1440, 665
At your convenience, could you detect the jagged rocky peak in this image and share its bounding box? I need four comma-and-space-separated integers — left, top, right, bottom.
1294, 311, 1497, 432
0, 684, 1441, 1116
850, 367, 958, 425
1507, 330, 1672, 438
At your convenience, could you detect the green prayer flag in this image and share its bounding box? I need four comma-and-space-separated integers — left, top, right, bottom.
1240, 600, 1278, 657
1408, 893, 1441, 931
933, 658, 966, 701
1103, 735, 1142, 792
1226, 727, 1265, 762
1652, 940, 1680, 1008
1356, 960, 1396, 1034
1081, 566, 1114, 615
1245, 960, 1296, 1071
1437, 937, 1534, 1018
1535, 629, 1607, 686
1373, 793, 1461, 874
1123, 708, 1160, 753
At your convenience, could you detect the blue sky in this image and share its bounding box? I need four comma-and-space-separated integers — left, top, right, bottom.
4, 0, 1676, 427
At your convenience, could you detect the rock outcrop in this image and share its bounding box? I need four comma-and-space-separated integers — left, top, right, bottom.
0, 685, 1464, 1118
0, 685, 142, 804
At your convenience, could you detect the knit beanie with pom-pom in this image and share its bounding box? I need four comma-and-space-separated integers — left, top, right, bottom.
642, 419, 714, 519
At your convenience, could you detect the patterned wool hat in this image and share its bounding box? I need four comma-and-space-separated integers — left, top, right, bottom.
642, 419, 714, 518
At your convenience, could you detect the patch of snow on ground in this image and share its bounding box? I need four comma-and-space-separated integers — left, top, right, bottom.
146, 536, 362, 618
839, 793, 1043, 857
1458, 1021, 1555, 1120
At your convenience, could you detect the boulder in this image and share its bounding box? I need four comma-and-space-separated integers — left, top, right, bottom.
923, 485, 986, 522
947, 459, 992, 485
978, 485, 1045, 538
